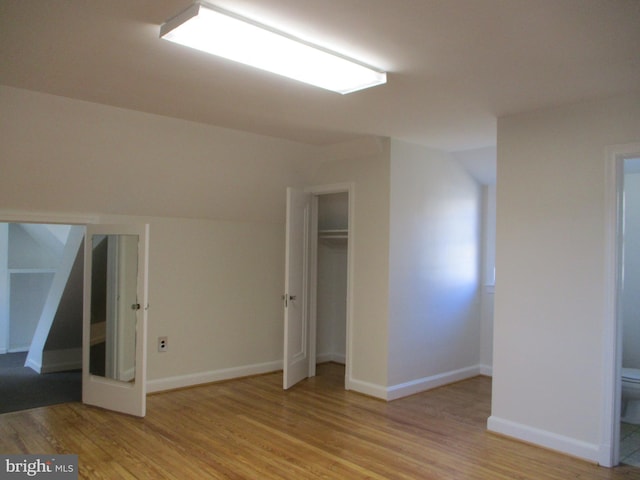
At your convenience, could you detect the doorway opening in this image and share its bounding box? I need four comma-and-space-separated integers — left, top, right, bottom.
619, 157, 640, 466
0, 218, 149, 417
283, 183, 353, 391
310, 191, 349, 379
603, 143, 640, 468
0, 222, 83, 413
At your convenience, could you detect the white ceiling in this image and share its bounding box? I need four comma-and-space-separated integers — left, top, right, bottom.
1, 0, 639, 160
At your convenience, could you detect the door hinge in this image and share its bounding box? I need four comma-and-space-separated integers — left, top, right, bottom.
282, 294, 296, 307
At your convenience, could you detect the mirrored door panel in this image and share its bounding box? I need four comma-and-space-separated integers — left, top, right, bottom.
83, 224, 149, 417
89, 234, 138, 382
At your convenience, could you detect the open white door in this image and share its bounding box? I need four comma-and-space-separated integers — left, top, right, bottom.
283, 188, 311, 389
83, 224, 149, 417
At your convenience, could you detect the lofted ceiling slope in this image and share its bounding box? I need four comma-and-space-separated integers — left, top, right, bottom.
1, 0, 639, 155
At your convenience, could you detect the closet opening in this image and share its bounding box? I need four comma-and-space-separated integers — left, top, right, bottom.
283, 183, 353, 391
309, 192, 349, 381
618, 157, 640, 467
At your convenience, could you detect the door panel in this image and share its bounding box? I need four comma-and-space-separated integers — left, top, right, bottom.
83, 224, 149, 416
283, 188, 311, 389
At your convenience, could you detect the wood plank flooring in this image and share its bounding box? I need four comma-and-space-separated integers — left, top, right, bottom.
1, 363, 639, 479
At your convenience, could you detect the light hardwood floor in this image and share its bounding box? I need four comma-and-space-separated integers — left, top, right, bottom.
1, 364, 638, 479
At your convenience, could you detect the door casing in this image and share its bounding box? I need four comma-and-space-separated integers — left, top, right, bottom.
602, 142, 640, 467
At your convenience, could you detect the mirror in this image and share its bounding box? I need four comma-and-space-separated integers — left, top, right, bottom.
89, 234, 139, 382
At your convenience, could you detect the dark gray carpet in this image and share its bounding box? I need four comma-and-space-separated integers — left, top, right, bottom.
0, 352, 81, 414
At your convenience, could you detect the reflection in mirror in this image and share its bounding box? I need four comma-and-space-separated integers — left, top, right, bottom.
89, 234, 139, 382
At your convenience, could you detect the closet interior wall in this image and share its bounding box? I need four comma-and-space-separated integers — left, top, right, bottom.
315, 193, 348, 366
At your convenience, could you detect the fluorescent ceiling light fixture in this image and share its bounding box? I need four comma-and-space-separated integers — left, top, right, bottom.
160, 2, 387, 94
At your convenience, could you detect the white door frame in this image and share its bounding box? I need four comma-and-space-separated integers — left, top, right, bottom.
83, 223, 149, 417
0, 223, 9, 354
305, 182, 354, 389
0, 211, 149, 417
602, 142, 640, 467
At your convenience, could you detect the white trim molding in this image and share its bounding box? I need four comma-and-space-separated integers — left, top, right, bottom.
146, 360, 282, 393
349, 365, 490, 401
601, 141, 640, 467
347, 377, 388, 400
0, 210, 97, 225
387, 365, 482, 401
487, 416, 600, 464
316, 352, 346, 364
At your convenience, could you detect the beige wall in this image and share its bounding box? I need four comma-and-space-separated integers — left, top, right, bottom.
0, 86, 318, 222
0, 86, 396, 394
0, 86, 320, 388
388, 140, 483, 388
490, 92, 640, 461
144, 217, 285, 382
1, 84, 492, 404
311, 139, 391, 392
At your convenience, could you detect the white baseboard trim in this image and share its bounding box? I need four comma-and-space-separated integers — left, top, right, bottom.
479, 364, 493, 376
316, 352, 346, 364
0, 348, 7, 354
25, 356, 42, 373
598, 441, 614, 468
487, 415, 600, 463
8, 347, 29, 353
347, 377, 388, 400
147, 360, 283, 393
41, 348, 82, 373
147, 362, 490, 402
348, 365, 488, 402
387, 365, 482, 401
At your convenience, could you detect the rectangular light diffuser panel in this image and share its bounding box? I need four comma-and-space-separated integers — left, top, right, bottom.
160, 2, 386, 94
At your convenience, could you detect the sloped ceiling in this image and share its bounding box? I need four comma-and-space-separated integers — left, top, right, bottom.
1, 0, 639, 156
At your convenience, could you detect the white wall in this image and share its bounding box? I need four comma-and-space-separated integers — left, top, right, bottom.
6, 224, 59, 352
0, 86, 319, 390
9, 272, 54, 351
142, 217, 286, 387
623, 173, 640, 368
387, 140, 483, 395
8, 225, 59, 269
0, 224, 7, 353
0, 85, 493, 400
490, 92, 640, 462
316, 193, 348, 364
316, 242, 347, 363
311, 139, 391, 395
0, 86, 318, 223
